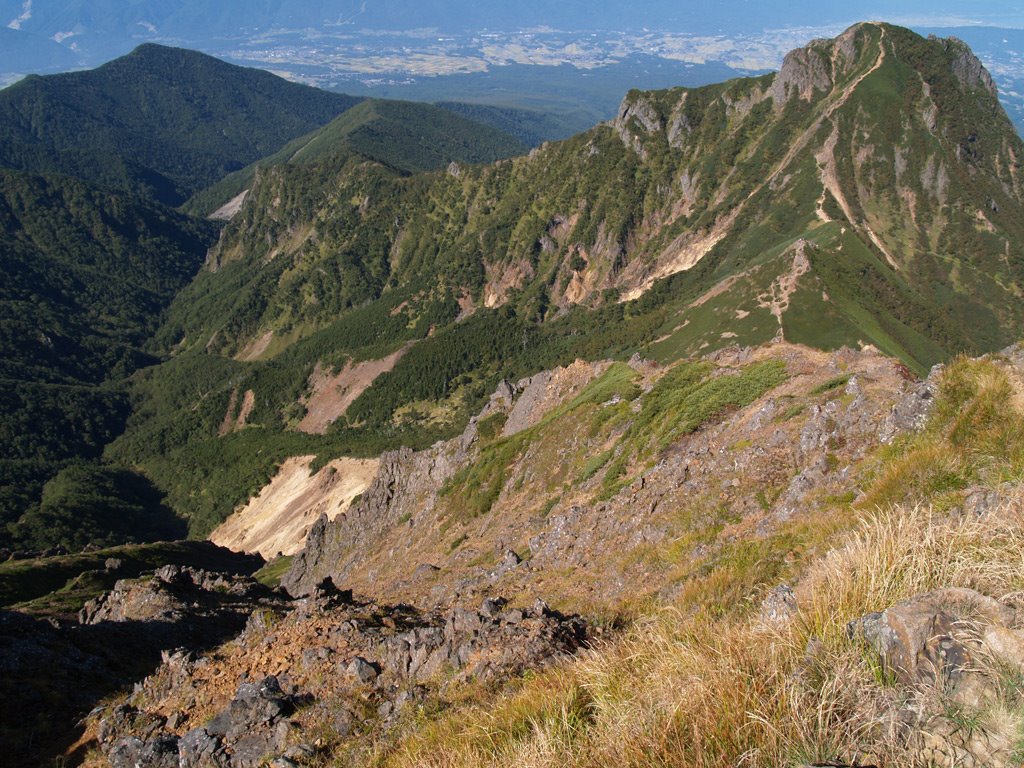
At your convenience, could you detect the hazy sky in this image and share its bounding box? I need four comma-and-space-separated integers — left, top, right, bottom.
4, 1, 1024, 37
4, 0, 1024, 87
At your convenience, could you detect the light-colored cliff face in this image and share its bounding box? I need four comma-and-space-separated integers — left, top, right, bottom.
210, 456, 378, 557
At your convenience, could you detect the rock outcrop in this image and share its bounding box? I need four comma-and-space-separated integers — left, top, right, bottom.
93, 587, 589, 768
1, 558, 276, 767
80, 565, 284, 627
941, 36, 998, 95
849, 587, 1024, 767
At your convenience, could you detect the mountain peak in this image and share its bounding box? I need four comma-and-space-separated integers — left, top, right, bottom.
770, 22, 999, 106
117, 41, 216, 67
0, 44, 359, 205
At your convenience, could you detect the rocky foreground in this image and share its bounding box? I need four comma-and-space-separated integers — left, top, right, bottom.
83, 574, 588, 768
6, 342, 1024, 767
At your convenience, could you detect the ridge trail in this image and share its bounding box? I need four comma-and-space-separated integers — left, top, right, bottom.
705, 25, 897, 277
766, 24, 888, 190
752, 23, 899, 269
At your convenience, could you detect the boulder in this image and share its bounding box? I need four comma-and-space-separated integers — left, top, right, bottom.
178, 727, 226, 768
848, 587, 1018, 697
108, 734, 180, 768
346, 656, 380, 684
207, 676, 292, 736
760, 584, 798, 625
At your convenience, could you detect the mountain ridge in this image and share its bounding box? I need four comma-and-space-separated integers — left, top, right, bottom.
7, 22, 1024, 768
1, 22, 1020, 552
0, 41, 543, 551
186, 98, 531, 217
170, 23, 1023, 366
90, 23, 1024, 543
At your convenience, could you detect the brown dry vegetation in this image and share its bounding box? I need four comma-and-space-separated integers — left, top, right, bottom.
360, 354, 1024, 768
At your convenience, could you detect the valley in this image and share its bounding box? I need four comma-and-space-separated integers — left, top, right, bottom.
2, 19, 1024, 768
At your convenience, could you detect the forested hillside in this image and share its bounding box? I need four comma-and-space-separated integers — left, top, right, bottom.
7, 24, 1024, 768
0, 169, 215, 548
0, 43, 361, 206
186, 99, 530, 217
0, 45, 535, 549
3, 24, 1023, 553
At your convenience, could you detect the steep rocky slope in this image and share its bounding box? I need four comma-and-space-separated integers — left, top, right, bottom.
87, 587, 588, 768
282, 342, 928, 610
62, 342, 1024, 768
1, 551, 270, 767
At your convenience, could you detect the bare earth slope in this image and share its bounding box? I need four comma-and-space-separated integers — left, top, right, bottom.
210, 456, 378, 557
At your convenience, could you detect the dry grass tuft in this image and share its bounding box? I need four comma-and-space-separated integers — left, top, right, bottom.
799, 499, 1024, 645
380, 496, 1024, 768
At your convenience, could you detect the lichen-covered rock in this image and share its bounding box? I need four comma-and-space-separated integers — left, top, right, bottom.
848, 587, 1016, 689
108, 733, 179, 768
760, 584, 798, 625
940, 36, 998, 95
878, 369, 939, 443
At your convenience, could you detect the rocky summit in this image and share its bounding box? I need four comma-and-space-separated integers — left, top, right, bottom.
3, 18, 1024, 768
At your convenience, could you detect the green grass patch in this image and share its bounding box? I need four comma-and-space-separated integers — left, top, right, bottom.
579, 449, 615, 482
598, 359, 788, 500
254, 554, 294, 588
0, 540, 263, 613
475, 412, 509, 443
810, 374, 852, 396
632, 359, 788, 454
441, 364, 641, 520
860, 356, 1024, 510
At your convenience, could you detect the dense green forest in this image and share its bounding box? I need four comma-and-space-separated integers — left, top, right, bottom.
185, 99, 530, 217
0, 43, 361, 206
0, 169, 215, 549
433, 101, 583, 147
